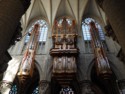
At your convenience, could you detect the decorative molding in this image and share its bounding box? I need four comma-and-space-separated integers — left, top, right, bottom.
50, 17, 79, 87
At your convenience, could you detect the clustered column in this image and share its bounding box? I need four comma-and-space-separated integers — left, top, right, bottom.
0, 0, 31, 73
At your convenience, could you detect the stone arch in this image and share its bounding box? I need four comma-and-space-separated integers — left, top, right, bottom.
35, 60, 42, 80
24, 62, 40, 94
26, 16, 50, 31
86, 58, 95, 80
86, 55, 125, 81
82, 14, 105, 32
107, 54, 125, 80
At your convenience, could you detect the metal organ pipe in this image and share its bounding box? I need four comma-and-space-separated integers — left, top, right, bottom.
18, 24, 40, 77
89, 22, 112, 78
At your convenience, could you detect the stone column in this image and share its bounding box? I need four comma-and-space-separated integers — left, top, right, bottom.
39, 80, 50, 94
96, 0, 125, 54
0, 80, 12, 94
0, 0, 31, 73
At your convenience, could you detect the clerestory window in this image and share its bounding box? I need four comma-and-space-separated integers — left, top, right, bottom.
82, 18, 105, 41
25, 19, 48, 43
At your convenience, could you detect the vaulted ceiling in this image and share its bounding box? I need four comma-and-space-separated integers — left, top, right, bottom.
21, 0, 106, 30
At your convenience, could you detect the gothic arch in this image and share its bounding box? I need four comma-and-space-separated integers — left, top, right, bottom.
86, 55, 125, 81
86, 58, 95, 80
26, 17, 50, 32
82, 14, 105, 29
25, 63, 40, 94
107, 55, 125, 80
35, 60, 42, 80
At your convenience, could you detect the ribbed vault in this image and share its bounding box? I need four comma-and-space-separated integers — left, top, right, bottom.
20, 0, 105, 30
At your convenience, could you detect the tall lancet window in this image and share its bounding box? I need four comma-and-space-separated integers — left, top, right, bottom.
25, 19, 48, 43
22, 19, 48, 54
82, 18, 105, 53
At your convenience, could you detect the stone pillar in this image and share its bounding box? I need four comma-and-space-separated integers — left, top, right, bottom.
96, 0, 125, 54
39, 80, 50, 94
0, 80, 12, 94
0, 0, 31, 73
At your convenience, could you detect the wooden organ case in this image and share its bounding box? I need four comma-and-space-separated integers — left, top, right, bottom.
89, 21, 112, 79
50, 17, 79, 88
89, 22, 121, 94
17, 24, 40, 94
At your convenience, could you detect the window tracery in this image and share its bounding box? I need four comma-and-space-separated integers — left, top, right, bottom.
82, 18, 106, 53
22, 19, 48, 54
82, 18, 105, 41
25, 19, 48, 43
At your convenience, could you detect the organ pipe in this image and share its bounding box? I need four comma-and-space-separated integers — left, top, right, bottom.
18, 24, 40, 77
89, 21, 112, 78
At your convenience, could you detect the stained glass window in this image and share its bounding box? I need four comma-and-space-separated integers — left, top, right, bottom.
9, 85, 17, 94
82, 18, 105, 41
25, 19, 48, 43
32, 87, 39, 94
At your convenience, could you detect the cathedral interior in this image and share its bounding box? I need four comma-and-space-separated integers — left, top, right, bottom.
0, 0, 125, 94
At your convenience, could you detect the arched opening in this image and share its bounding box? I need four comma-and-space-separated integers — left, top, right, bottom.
24, 65, 40, 94
82, 17, 108, 53
9, 65, 40, 94
22, 19, 48, 54
91, 60, 120, 94
51, 77, 80, 94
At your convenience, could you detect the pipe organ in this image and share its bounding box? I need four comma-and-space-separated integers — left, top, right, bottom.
89, 22, 112, 79
50, 17, 79, 88
17, 24, 40, 93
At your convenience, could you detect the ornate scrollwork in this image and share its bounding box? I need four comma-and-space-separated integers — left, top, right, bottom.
53, 56, 76, 74
50, 17, 78, 87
